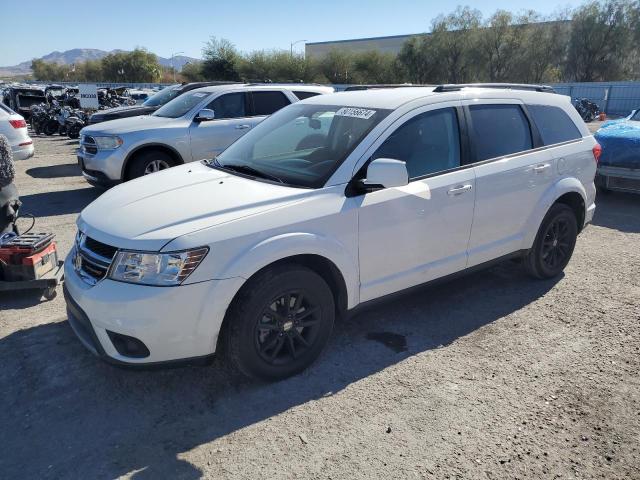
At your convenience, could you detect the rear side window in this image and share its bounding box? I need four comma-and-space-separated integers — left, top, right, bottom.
469, 104, 532, 161
251, 91, 291, 116
528, 105, 582, 145
293, 91, 321, 100
206, 92, 247, 119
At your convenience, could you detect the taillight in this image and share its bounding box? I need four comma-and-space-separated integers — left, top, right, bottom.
592, 143, 602, 164
9, 119, 27, 129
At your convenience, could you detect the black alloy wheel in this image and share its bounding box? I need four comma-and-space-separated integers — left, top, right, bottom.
225, 265, 335, 380
255, 290, 321, 366
524, 203, 578, 279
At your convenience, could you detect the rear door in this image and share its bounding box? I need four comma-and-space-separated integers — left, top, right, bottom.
464, 100, 555, 266
188, 91, 252, 161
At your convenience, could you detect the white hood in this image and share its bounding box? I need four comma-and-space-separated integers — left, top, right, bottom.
78, 162, 308, 251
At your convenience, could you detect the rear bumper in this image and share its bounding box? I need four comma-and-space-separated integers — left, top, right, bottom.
596, 166, 640, 193
12, 143, 34, 160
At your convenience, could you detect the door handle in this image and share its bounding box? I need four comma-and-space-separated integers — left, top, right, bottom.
235, 124, 251, 130
533, 163, 550, 173
447, 184, 473, 196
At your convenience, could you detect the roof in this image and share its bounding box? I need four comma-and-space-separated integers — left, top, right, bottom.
302, 86, 570, 110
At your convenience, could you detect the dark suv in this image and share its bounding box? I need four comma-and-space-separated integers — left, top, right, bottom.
88, 82, 239, 125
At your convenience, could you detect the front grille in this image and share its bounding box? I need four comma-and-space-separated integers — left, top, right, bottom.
80, 135, 98, 155
607, 176, 640, 193
75, 233, 117, 285
85, 237, 118, 259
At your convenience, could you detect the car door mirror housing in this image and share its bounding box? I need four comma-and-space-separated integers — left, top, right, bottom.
362, 158, 409, 190
194, 109, 216, 122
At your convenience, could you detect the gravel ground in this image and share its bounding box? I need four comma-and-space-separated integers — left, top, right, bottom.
0, 129, 639, 480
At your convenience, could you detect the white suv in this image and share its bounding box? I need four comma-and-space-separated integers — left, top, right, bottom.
64, 85, 598, 380
77, 84, 333, 187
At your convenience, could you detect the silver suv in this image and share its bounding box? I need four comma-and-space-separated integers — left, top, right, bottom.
77, 84, 333, 187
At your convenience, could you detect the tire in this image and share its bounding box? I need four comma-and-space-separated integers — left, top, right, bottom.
43, 121, 58, 136
524, 203, 578, 279
225, 265, 335, 381
127, 150, 175, 180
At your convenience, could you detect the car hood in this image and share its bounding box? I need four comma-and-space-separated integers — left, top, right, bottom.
78, 162, 310, 251
91, 105, 156, 121
81, 114, 177, 135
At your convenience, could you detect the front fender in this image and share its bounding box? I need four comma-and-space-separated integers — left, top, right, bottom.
217, 232, 360, 309
523, 177, 588, 249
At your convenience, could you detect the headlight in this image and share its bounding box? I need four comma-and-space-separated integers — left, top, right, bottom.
108, 247, 208, 286
94, 136, 123, 150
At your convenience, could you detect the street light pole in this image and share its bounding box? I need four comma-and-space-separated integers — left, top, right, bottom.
290, 39, 308, 57
170, 51, 185, 82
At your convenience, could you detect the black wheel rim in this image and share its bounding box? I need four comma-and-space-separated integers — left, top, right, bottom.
541, 217, 571, 270
254, 290, 320, 366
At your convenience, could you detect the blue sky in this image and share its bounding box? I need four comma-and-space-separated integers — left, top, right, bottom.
0, 0, 581, 66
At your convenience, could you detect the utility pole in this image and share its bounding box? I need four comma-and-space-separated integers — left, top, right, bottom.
290, 40, 308, 57
170, 51, 185, 82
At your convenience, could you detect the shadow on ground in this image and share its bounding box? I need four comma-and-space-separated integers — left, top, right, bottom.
592, 191, 640, 233
26, 163, 81, 179
0, 191, 638, 479
18, 187, 100, 217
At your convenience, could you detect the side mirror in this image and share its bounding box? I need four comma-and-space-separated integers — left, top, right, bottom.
194, 109, 215, 122
362, 158, 409, 189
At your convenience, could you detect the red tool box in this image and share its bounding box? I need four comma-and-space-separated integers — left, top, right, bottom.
0, 233, 58, 282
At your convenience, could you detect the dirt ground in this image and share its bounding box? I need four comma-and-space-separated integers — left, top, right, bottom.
0, 129, 639, 480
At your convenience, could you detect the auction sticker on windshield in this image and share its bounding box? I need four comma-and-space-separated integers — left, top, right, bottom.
335, 107, 376, 119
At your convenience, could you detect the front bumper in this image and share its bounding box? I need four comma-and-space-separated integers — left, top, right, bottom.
63, 253, 244, 365
77, 147, 127, 185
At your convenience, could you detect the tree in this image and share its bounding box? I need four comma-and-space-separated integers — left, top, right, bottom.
478, 10, 527, 82
101, 49, 161, 82
180, 61, 205, 82
428, 6, 483, 83
201, 37, 241, 81
351, 50, 402, 83
565, 0, 635, 81
317, 49, 354, 84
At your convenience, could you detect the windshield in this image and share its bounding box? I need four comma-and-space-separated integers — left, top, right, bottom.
143, 84, 182, 107
215, 103, 391, 188
152, 90, 211, 118
631, 109, 640, 121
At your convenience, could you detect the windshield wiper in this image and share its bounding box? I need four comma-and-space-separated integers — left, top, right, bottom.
210, 158, 284, 184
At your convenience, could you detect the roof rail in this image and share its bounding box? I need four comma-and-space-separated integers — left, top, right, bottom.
344, 84, 434, 91
433, 83, 556, 93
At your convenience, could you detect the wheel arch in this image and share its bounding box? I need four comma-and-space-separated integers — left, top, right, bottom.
524, 178, 588, 249
121, 143, 185, 180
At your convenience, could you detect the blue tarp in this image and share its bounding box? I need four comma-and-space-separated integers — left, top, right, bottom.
594, 118, 640, 169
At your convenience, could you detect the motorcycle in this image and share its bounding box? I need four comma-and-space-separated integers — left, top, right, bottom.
574, 98, 600, 123
65, 109, 88, 139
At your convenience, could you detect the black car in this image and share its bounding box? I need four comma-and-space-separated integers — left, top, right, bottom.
88, 81, 240, 125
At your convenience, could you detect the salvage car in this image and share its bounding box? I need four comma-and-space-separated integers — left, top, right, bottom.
65, 84, 597, 380
594, 109, 640, 194
1, 85, 47, 120
78, 83, 333, 186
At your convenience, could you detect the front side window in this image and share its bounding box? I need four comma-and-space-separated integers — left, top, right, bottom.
153, 91, 210, 118
293, 91, 321, 100
251, 91, 291, 116
469, 104, 532, 161
206, 92, 246, 119
372, 108, 461, 179
528, 105, 582, 145
215, 104, 391, 188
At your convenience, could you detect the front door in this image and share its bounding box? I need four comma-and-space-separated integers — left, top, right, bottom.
188, 92, 255, 161
357, 105, 476, 302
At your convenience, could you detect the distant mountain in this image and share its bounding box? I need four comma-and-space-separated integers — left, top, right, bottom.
0, 49, 200, 77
